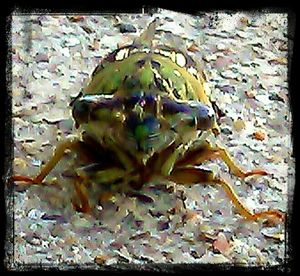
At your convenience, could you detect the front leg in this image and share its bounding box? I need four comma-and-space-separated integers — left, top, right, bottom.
168, 167, 285, 223
73, 163, 135, 213
175, 139, 267, 179
13, 136, 81, 185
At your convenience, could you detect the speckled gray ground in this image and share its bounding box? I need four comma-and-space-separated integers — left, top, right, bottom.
8, 9, 294, 270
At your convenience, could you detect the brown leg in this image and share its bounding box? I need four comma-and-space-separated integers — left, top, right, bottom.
168, 167, 285, 223
72, 177, 92, 213
72, 175, 117, 213
175, 140, 267, 179
72, 164, 131, 213
102, 137, 136, 171
146, 141, 177, 175
13, 136, 81, 184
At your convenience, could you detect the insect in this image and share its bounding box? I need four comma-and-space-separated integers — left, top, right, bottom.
13, 19, 285, 224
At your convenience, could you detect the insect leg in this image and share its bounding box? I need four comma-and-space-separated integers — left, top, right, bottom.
73, 163, 132, 212
146, 141, 177, 174
72, 176, 91, 213
175, 140, 267, 179
13, 136, 82, 185
103, 138, 136, 172
168, 167, 285, 223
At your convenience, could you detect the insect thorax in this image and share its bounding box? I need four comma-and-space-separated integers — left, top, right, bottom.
72, 42, 216, 164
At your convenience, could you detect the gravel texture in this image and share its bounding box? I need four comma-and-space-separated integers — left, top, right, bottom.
8, 9, 293, 270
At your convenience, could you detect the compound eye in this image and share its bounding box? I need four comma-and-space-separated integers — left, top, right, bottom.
188, 101, 215, 130
72, 100, 90, 127
161, 97, 215, 131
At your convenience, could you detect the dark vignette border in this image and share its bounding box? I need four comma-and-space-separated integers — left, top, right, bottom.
2, 2, 297, 274
3, 10, 14, 274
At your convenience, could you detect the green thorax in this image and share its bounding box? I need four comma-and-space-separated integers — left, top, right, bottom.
83, 20, 212, 107
70, 20, 222, 163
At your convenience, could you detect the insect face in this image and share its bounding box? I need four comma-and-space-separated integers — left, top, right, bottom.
72, 90, 215, 162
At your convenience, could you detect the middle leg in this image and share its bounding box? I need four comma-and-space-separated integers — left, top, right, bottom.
175, 140, 267, 179
167, 167, 285, 223
72, 163, 131, 213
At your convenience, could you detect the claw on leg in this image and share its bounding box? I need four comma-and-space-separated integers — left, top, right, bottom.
168, 167, 285, 223
175, 140, 268, 179
250, 210, 286, 223
13, 136, 81, 185
214, 177, 284, 222
12, 175, 37, 184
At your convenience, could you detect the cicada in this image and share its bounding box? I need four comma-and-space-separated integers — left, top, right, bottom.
13, 19, 285, 223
